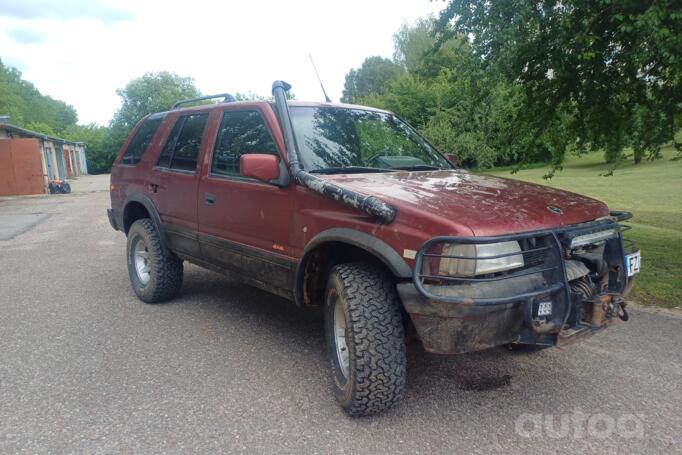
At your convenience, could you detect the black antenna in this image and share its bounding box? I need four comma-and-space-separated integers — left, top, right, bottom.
309, 54, 332, 103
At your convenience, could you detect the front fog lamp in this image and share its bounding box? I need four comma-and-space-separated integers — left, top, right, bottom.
438, 241, 525, 277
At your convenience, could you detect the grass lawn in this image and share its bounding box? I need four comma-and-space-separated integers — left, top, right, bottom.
482, 145, 682, 309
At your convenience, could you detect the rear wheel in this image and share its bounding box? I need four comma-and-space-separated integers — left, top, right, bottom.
126, 219, 183, 303
324, 263, 406, 416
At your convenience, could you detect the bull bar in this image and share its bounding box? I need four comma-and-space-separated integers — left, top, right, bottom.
413, 211, 633, 305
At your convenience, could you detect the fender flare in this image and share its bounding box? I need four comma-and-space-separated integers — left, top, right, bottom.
294, 228, 412, 305
122, 192, 166, 246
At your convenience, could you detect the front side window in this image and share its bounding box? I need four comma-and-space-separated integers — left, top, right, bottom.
121, 116, 163, 165
289, 107, 451, 173
211, 110, 278, 177
156, 113, 208, 172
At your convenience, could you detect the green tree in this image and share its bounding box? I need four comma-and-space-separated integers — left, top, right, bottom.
234, 91, 267, 101
109, 71, 200, 134
435, 0, 682, 166
393, 19, 437, 73
341, 57, 405, 103
102, 71, 202, 172
352, 18, 545, 169
24, 122, 57, 137
234, 91, 295, 101
0, 58, 78, 132
393, 17, 468, 78
64, 124, 109, 174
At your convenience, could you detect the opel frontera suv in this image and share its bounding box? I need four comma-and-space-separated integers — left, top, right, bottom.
108, 81, 640, 416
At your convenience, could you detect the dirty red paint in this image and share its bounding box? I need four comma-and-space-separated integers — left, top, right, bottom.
110, 100, 609, 267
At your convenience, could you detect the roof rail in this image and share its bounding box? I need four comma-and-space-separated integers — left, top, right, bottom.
172, 93, 236, 109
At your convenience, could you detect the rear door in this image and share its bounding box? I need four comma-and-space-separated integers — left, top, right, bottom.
197, 106, 296, 297
151, 111, 209, 261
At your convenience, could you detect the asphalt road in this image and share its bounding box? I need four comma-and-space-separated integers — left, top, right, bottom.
1, 179, 680, 454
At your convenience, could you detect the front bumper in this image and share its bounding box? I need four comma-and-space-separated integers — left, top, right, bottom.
398, 282, 527, 354
398, 282, 626, 354
401, 212, 634, 354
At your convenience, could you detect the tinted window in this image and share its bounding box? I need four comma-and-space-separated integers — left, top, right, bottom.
211, 110, 278, 177
156, 113, 208, 172
121, 116, 163, 165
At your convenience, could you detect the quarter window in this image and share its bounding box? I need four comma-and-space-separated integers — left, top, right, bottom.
156, 113, 208, 172
211, 110, 278, 177
121, 116, 163, 165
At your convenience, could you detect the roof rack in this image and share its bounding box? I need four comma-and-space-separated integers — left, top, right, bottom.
172, 93, 236, 109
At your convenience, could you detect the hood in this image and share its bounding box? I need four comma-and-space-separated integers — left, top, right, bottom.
321, 170, 609, 236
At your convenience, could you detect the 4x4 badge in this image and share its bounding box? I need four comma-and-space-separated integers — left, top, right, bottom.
547, 205, 563, 214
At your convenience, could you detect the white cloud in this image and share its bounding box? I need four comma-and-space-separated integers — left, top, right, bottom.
1, 0, 132, 23
6, 26, 46, 44
0, 0, 445, 125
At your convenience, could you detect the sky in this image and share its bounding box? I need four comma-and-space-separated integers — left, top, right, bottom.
0, 0, 445, 125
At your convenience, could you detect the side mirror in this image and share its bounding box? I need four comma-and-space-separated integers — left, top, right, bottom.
240, 154, 280, 182
445, 153, 459, 166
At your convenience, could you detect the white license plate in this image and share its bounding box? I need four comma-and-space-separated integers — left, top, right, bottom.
625, 250, 641, 277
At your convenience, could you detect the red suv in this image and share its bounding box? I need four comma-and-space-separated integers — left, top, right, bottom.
108, 80, 640, 416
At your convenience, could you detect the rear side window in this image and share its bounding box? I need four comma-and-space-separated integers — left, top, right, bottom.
156, 119, 184, 168
211, 110, 278, 177
156, 113, 208, 172
120, 116, 163, 165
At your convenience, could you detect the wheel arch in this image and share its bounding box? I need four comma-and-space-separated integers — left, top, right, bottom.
122, 193, 165, 245
294, 228, 412, 307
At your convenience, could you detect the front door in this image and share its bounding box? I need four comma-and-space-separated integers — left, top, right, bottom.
197, 107, 296, 297
151, 112, 209, 261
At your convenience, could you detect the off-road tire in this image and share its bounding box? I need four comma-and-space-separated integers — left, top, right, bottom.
324, 263, 406, 416
126, 218, 183, 303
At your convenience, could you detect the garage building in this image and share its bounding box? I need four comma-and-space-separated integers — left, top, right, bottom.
0, 116, 88, 196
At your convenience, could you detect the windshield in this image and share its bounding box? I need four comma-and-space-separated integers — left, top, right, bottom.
289, 106, 452, 173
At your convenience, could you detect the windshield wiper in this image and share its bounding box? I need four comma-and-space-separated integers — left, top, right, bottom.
390, 165, 441, 171
309, 166, 397, 175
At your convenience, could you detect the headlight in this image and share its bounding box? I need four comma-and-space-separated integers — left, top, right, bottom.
438, 241, 524, 277
568, 228, 618, 248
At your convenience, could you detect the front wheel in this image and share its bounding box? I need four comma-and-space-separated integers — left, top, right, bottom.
324, 263, 406, 416
126, 219, 183, 303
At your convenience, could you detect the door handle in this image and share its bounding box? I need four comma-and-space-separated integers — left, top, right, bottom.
204, 193, 216, 206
